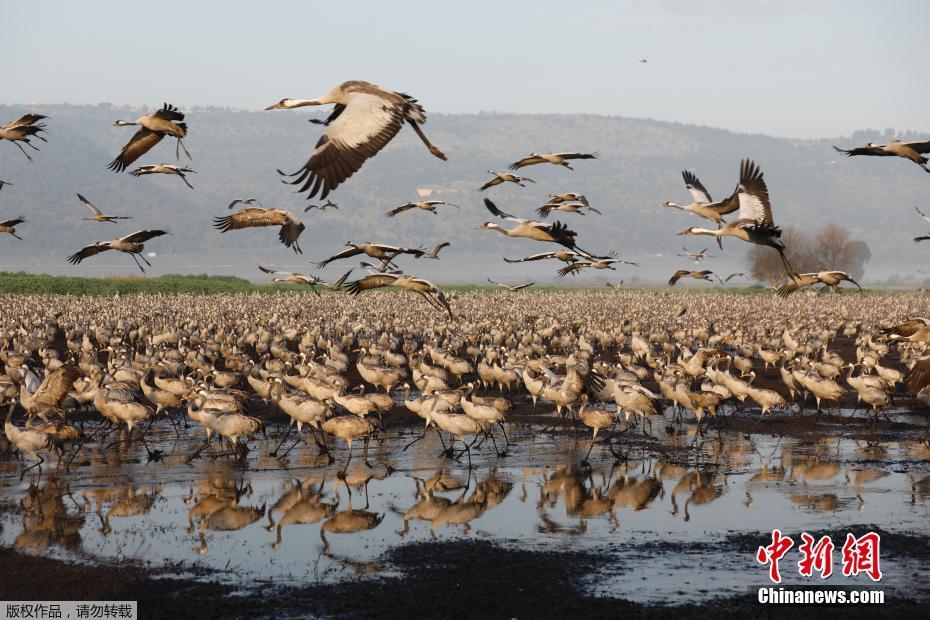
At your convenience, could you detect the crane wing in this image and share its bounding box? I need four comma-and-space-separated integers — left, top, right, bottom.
213, 208, 284, 231
668, 270, 690, 286
76, 193, 103, 216
32, 365, 81, 408
736, 159, 773, 227
278, 217, 305, 253
344, 273, 400, 295
152, 103, 185, 122
386, 204, 416, 218
282, 91, 406, 199
121, 229, 169, 244
313, 246, 365, 269
3, 114, 47, 129
67, 242, 111, 264
903, 140, 930, 154
108, 127, 164, 173
483, 198, 524, 222
0, 216, 25, 227
681, 170, 713, 203
906, 356, 930, 396
508, 155, 544, 170
832, 144, 890, 157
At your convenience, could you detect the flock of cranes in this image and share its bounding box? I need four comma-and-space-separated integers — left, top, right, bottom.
1, 290, 929, 483
3, 79, 929, 301
2, 79, 930, 485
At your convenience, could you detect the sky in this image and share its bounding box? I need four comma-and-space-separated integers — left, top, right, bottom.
5, 0, 929, 139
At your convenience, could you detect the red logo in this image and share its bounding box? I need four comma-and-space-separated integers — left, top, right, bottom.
756, 529, 794, 584
757, 530, 882, 583
841, 532, 882, 582
798, 533, 834, 578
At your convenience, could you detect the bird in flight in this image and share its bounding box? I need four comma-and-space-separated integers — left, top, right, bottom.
724, 272, 746, 282
67, 229, 169, 272
776, 271, 862, 297
386, 200, 460, 218
833, 139, 930, 173
0, 114, 48, 162
258, 265, 324, 294
479, 171, 534, 191
304, 200, 339, 212
344, 273, 452, 318
915, 206, 930, 242
487, 279, 535, 292
479, 198, 590, 253
0, 216, 26, 240
422, 242, 450, 259
129, 164, 196, 189
663, 170, 739, 224
76, 193, 132, 223
668, 270, 720, 287
227, 198, 263, 210
314, 242, 425, 270
546, 193, 590, 207
108, 103, 190, 173
213, 208, 305, 253
677, 247, 715, 264
268, 80, 447, 200
508, 152, 598, 171
536, 202, 602, 218
679, 159, 799, 280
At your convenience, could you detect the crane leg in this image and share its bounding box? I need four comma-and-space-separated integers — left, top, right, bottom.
13, 142, 34, 162
407, 120, 447, 161
338, 440, 353, 479
20, 454, 45, 480
130, 253, 146, 272
270, 421, 294, 456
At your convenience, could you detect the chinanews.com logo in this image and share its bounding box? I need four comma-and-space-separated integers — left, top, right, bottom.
754, 530, 885, 605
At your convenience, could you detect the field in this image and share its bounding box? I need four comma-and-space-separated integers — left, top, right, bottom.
1, 290, 929, 617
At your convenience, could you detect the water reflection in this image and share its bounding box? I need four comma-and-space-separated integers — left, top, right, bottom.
0, 427, 928, 603
15, 480, 84, 554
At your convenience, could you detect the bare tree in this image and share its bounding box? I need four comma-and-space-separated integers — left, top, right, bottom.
748, 224, 870, 284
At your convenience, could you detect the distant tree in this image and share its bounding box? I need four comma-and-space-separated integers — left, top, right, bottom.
748, 224, 870, 284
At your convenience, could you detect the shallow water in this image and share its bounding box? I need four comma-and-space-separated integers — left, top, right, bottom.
2, 410, 929, 604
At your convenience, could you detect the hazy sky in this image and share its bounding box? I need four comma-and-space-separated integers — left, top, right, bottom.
5, 0, 929, 139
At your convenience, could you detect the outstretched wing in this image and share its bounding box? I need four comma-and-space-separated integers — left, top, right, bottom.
776, 274, 817, 298
508, 155, 545, 170
560, 152, 598, 161
121, 229, 169, 244
736, 159, 773, 227
278, 216, 305, 253
344, 273, 400, 295
108, 127, 164, 173
152, 103, 185, 122
314, 246, 365, 269
0, 216, 25, 227
280, 91, 406, 199
832, 144, 889, 157
503, 252, 556, 263
682, 170, 711, 203
902, 140, 930, 154
76, 193, 103, 216
3, 114, 47, 129
32, 364, 81, 408
906, 356, 930, 396
67, 242, 111, 264
386, 204, 416, 218
668, 270, 690, 286
214, 208, 285, 231
483, 198, 522, 222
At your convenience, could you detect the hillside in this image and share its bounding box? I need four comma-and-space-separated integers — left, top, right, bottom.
0, 103, 927, 283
